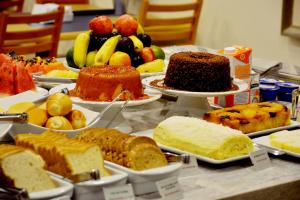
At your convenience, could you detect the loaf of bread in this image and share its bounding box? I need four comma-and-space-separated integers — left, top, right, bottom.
154, 116, 253, 160
269, 130, 300, 153
76, 128, 168, 170
0, 144, 56, 192
203, 102, 290, 134
46, 93, 72, 116
16, 131, 110, 179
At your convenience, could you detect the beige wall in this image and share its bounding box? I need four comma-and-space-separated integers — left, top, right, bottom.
197, 0, 300, 66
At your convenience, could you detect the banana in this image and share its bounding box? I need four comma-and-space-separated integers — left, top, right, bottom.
136, 59, 165, 73
73, 32, 90, 68
137, 22, 144, 35
129, 35, 143, 52
86, 50, 97, 66
94, 35, 121, 65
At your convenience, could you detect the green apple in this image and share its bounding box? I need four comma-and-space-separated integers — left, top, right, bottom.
150, 45, 165, 59
136, 59, 165, 73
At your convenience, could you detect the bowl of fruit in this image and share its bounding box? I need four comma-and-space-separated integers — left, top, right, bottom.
66, 14, 166, 77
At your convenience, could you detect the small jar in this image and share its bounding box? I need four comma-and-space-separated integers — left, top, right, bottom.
260, 84, 280, 102
259, 78, 278, 85
275, 82, 299, 102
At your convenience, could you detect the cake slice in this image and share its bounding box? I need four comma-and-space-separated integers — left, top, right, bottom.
269, 130, 300, 153
0, 144, 56, 192
154, 116, 254, 160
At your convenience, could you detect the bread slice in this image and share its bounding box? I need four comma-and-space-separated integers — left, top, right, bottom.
76, 128, 168, 170
16, 131, 110, 179
154, 116, 254, 160
0, 144, 56, 192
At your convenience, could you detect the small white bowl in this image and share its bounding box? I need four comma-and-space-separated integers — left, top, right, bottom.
10, 104, 101, 138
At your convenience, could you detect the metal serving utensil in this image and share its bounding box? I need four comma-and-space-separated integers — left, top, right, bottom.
49, 169, 100, 184
0, 186, 29, 200
292, 88, 300, 120
164, 152, 190, 164
254, 143, 285, 156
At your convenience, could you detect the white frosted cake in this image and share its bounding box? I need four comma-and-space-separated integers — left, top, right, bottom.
153, 116, 253, 160
269, 130, 300, 153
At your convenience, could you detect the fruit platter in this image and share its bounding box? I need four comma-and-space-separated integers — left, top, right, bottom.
66, 14, 166, 76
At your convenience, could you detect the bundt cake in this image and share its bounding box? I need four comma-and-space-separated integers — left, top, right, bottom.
73, 65, 143, 101
164, 52, 231, 92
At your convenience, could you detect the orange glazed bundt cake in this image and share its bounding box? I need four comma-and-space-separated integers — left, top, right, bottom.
73, 66, 143, 101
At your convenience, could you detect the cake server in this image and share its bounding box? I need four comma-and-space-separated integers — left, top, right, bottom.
0, 186, 29, 200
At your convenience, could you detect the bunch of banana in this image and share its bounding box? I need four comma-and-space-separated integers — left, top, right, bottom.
73, 31, 90, 68
94, 35, 121, 65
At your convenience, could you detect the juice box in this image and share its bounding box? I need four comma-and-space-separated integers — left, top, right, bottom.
214, 46, 258, 106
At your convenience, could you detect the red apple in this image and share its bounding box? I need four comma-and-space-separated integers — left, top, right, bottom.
115, 14, 138, 36
140, 47, 155, 63
89, 16, 113, 35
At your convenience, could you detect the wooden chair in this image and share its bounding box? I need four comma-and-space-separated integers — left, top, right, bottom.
36, 0, 89, 4
139, 0, 203, 45
0, 0, 24, 13
0, 6, 64, 58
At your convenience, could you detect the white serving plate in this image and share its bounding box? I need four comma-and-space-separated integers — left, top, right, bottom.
72, 166, 127, 200
105, 161, 182, 195
33, 73, 77, 83
142, 75, 249, 97
0, 89, 48, 141
253, 133, 300, 158
135, 129, 254, 164
49, 83, 162, 108
10, 103, 101, 138
30, 175, 73, 200
247, 120, 300, 137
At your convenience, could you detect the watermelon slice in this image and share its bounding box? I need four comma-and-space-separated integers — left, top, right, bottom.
0, 59, 16, 95
15, 61, 36, 94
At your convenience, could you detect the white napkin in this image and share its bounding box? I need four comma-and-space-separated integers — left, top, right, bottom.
32, 3, 74, 23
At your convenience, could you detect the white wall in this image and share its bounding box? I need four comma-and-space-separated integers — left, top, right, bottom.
197, 0, 300, 66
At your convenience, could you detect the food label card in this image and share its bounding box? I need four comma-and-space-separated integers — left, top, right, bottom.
250, 149, 272, 170
179, 156, 199, 177
156, 176, 183, 200
103, 184, 135, 200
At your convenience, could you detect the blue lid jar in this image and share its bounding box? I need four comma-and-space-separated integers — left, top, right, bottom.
259, 78, 278, 85
260, 84, 280, 102
275, 82, 299, 93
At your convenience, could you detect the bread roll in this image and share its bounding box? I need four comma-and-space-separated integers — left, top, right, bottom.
46, 93, 72, 116
46, 116, 73, 130
27, 107, 48, 126
66, 110, 86, 129
7, 102, 36, 113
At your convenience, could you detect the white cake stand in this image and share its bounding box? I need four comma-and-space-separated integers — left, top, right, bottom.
142, 75, 249, 117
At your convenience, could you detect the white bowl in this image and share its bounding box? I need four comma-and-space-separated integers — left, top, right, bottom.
30, 174, 74, 200
10, 104, 101, 138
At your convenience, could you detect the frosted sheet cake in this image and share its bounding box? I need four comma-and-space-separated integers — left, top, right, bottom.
269, 130, 300, 153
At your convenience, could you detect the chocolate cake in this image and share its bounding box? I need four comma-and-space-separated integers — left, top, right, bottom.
164, 52, 231, 92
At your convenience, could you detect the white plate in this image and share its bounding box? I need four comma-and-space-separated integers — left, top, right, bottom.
33, 73, 77, 83
10, 103, 101, 138
247, 120, 300, 137
253, 134, 300, 158
30, 175, 73, 200
142, 75, 249, 97
135, 129, 253, 164
105, 161, 182, 195
49, 83, 162, 108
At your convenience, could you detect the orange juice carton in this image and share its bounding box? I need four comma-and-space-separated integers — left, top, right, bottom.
214, 46, 259, 106
218, 45, 252, 80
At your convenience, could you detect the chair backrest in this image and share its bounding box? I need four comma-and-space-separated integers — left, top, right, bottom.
139, 0, 203, 45
0, 6, 64, 58
36, 0, 89, 4
0, 0, 24, 13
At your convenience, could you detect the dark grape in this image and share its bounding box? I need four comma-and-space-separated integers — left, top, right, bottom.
116, 37, 134, 54
137, 34, 152, 47
131, 53, 144, 67
88, 33, 109, 52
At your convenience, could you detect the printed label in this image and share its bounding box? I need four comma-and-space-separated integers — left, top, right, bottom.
156, 177, 183, 200
250, 149, 272, 170
103, 184, 135, 200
